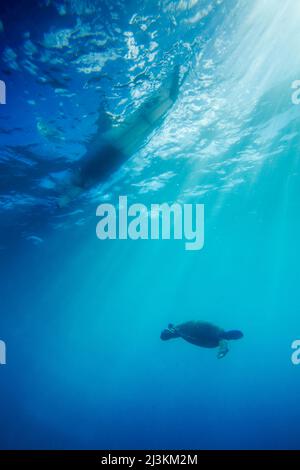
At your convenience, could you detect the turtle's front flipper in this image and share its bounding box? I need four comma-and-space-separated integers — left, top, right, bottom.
217, 340, 229, 359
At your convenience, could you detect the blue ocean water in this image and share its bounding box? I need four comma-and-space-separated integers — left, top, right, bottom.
1, 0, 300, 450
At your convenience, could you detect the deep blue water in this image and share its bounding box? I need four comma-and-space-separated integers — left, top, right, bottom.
1, 0, 300, 450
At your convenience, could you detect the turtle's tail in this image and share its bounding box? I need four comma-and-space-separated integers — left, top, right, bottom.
160, 324, 180, 341
220, 330, 244, 341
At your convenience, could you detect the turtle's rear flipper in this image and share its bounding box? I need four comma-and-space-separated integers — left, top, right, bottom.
160, 325, 180, 341
217, 340, 229, 359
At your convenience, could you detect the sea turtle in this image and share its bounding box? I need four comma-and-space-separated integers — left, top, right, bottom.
160, 321, 244, 359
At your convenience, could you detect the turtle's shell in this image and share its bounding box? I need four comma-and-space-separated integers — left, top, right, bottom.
176, 321, 224, 348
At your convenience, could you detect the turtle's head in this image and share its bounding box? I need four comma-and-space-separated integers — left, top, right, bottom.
220, 330, 244, 341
